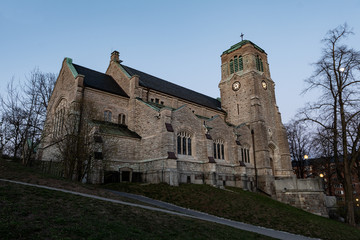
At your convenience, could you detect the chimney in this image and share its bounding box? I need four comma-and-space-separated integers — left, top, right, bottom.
111, 50, 121, 63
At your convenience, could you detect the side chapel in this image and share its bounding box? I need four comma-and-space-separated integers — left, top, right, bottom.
38, 40, 327, 216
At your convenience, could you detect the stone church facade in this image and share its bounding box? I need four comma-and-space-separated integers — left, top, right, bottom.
38, 40, 327, 216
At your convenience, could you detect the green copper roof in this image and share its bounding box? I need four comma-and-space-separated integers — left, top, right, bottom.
92, 120, 141, 139
65, 58, 78, 78
222, 40, 266, 55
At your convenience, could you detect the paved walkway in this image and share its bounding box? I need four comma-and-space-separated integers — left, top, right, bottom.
0, 179, 319, 240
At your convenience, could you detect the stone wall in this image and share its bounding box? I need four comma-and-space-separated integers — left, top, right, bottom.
274, 177, 328, 217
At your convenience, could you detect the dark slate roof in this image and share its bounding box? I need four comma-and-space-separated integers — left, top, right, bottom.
121, 65, 222, 111
73, 64, 129, 98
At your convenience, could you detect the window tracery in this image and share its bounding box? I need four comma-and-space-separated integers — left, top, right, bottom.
177, 131, 192, 155
213, 139, 225, 160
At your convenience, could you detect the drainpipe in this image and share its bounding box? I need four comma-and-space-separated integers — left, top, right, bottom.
251, 129, 258, 190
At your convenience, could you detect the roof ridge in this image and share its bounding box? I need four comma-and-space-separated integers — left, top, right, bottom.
121, 64, 221, 103
72, 63, 110, 76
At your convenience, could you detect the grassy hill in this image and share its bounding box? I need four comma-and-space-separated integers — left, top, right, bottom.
1, 159, 360, 239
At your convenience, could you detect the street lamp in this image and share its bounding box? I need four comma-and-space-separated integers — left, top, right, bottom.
340, 67, 345, 72
319, 173, 324, 178
303, 155, 309, 177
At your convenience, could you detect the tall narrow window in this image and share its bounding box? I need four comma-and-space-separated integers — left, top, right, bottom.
230, 60, 234, 74
54, 103, 66, 137
256, 56, 260, 71
239, 56, 243, 71
213, 139, 225, 160
104, 110, 112, 122
177, 136, 181, 154
240, 147, 250, 163
234, 56, 238, 72
221, 144, 224, 160
118, 113, 126, 125
182, 137, 186, 155
188, 138, 192, 155
244, 148, 247, 162
256, 55, 264, 72
213, 143, 216, 158
177, 132, 192, 156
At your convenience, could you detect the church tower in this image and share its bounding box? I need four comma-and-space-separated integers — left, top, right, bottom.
219, 40, 293, 193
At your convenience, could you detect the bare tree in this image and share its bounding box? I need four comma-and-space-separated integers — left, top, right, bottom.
0, 69, 56, 163
285, 120, 314, 178
300, 23, 360, 225
0, 115, 11, 156
0, 79, 27, 158
51, 99, 100, 182
22, 69, 56, 166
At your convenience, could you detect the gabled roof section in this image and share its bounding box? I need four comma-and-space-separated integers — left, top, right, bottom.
72, 64, 129, 98
121, 65, 222, 111
222, 40, 266, 55
93, 120, 141, 139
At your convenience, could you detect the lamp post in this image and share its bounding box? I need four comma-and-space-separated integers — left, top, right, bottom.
319, 173, 326, 194
303, 155, 309, 178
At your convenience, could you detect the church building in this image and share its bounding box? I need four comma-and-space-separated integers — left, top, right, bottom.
38, 40, 328, 216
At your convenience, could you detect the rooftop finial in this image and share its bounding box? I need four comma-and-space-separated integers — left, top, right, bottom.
240, 33, 244, 41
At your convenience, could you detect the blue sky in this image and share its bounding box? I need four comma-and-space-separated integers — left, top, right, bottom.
1, 0, 359, 123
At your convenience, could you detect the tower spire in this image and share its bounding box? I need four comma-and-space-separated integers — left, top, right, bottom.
240, 33, 244, 41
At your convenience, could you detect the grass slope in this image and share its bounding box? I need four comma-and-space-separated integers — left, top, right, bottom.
0, 159, 272, 240
0, 182, 272, 240
103, 183, 360, 240
1, 159, 360, 239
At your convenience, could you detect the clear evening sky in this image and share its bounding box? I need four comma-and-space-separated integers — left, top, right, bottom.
1, 0, 359, 123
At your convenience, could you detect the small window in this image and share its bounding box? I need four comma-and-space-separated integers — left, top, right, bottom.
118, 113, 126, 125
155, 98, 159, 104
104, 110, 112, 122
160, 101, 164, 105
241, 147, 250, 163
151, 98, 154, 102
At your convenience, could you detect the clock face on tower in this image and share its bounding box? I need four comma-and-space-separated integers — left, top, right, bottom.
232, 81, 241, 91
262, 80, 267, 90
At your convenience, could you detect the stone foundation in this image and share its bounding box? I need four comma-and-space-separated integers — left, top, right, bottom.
274, 177, 328, 217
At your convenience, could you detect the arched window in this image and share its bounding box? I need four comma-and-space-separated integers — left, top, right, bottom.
53, 100, 67, 136
177, 131, 192, 156
239, 55, 243, 71
241, 147, 250, 163
256, 55, 264, 72
230, 56, 244, 74
118, 113, 126, 125
213, 139, 225, 160
230, 60, 234, 74
104, 110, 112, 122
234, 56, 238, 72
